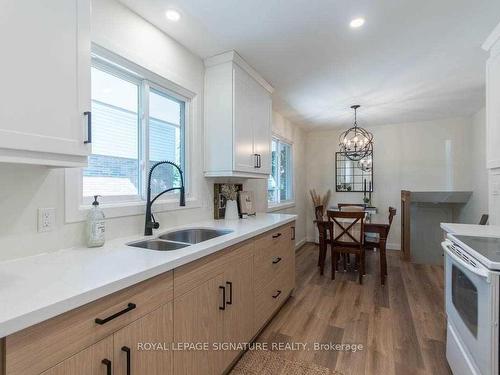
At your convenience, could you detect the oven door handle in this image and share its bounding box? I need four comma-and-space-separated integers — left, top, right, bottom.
442, 240, 491, 283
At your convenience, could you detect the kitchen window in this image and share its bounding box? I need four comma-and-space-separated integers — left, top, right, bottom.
82, 57, 186, 204
268, 137, 294, 207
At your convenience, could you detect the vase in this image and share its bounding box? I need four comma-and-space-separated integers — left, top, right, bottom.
225, 200, 239, 220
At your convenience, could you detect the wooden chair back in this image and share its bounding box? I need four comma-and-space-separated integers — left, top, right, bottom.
338, 203, 366, 212
388, 207, 397, 226
327, 210, 365, 246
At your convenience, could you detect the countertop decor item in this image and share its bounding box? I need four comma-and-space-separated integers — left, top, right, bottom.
86, 195, 105, 247
238, 190, 256, 216
214, 183, 243, 219
338, 105, 373, 161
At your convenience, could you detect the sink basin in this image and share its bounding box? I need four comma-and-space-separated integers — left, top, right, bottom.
127, 240, 189, 251
159, 228, 233, 244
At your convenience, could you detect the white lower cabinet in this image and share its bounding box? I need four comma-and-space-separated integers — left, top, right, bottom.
0, 0, 91, 167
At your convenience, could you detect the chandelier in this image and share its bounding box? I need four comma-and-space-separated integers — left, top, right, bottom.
357, 157, 372, 172
338, 105, 373, 161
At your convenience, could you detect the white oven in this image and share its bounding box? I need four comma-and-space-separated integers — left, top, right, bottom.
442, 237, 499, 375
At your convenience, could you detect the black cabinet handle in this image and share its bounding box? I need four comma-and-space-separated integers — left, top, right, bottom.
272, 257, 282, 264
272, 233, 282, 239
84, 111, 92, 144
257, 154, 261, 168
219, 286, 226, 310
253, 154, 259, 168
95, 303, 136, 325
291, 226, 296, 241
272, 290, 282, 299
226, 281, 233, 305
102, 359, 112, 375
121, 346, 131, 375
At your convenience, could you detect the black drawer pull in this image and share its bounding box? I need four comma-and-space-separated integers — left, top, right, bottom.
84, 111, 92, 144
254, 153, 259, 168
272, 257, 282, 264
95, 303, 136, 325
102, 359, 112, 375
291, 226, 296, 240
272, 233, 282, 239
272, 290, 282, 299
226, 281, 233, 305
219, 286, 226, 310
121, 346, 131, 375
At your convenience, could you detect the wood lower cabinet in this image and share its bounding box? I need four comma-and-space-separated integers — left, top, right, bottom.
173, 274, 225, 375
222, 252, 254, 368
113, 304, 173, 375
1, 222, 295, 375
40, 337, 113, 375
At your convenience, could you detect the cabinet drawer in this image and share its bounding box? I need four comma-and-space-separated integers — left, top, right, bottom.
5, 272, 173, 375
254, 263, 294, 331
254, 241, 293, 293
254, 225, 291, 256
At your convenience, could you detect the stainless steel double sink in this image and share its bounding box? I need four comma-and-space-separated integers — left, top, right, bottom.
127, 228, 233, 251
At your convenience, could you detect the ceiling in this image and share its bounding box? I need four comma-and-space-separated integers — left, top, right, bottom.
118, 0, 500, 130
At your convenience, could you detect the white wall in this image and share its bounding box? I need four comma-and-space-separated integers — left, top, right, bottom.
0, 0, 307, 261
253, 112, 307, 247
305, 115, 484, 249
457, 108, 489, 224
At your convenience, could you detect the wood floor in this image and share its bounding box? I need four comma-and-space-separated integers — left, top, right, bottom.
252, 243, 451, 375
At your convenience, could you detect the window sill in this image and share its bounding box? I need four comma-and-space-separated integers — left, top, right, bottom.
66, 196, 201, 223
267, 201, 296, 212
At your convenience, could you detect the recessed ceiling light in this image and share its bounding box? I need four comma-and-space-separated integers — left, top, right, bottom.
350, 17, 365, 28
165, 9, 181, 22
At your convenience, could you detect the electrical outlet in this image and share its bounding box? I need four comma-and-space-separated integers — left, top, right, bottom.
38, 208, 56, 233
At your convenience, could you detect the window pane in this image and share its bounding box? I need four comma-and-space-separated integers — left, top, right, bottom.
279, 142, 292, 201
149, 89, 184, 196
268, 139, 279, 203
83, 67, 140, 197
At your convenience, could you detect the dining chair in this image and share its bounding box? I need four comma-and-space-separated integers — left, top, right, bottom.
327, 211, 366, 284
314, 205, 328, 269
365, 207, 396, 280
338, 203, 366, 212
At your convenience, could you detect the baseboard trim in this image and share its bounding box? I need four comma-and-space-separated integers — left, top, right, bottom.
295, 237, 306, 250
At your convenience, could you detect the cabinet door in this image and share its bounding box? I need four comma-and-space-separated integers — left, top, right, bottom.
233, 65, 257, 173
252, 84, 272, 175
222, 252, 255, 367
486, 52, 500, 168
113, 303, 173, 375
173, 274, 225, 375
40, 336, 113, 375
0, 0, 91, 160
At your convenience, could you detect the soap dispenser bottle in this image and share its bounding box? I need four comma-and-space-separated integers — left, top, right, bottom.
87, 195, 105, 247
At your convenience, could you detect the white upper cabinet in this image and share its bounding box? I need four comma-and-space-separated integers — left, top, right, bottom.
483, 22, 500, 169
204, 51, 273, 178
0, 0, 91, 167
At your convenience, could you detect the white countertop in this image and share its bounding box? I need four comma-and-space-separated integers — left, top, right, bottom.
440, 223, 500, 237
0, 213, 296, 338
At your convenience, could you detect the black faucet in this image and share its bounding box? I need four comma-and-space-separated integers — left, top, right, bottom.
144, 161, 185, 236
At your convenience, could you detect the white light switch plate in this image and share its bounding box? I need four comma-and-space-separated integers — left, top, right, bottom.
38, 208, 56, 232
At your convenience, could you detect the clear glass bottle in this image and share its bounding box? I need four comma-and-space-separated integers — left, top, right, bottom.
86, 195, 105, 247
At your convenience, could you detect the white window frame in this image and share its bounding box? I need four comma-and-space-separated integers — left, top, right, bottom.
268, 135, 295, 211
65, 45, 200, 223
